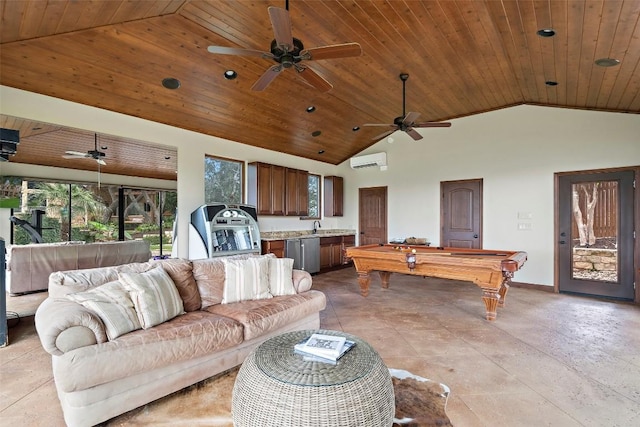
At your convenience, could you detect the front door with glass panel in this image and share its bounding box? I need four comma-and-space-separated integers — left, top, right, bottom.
557, 170, 635, 299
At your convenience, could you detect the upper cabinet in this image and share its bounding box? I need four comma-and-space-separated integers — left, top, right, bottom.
248, 162, 308, 217
285, 168, 309, 217
248, 162, 285, 216
324, 176, 343, 217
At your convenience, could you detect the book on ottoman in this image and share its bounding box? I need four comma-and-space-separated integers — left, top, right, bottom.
294, 333, 356, 364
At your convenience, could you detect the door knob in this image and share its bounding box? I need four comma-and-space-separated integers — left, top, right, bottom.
473, 234, 478, 238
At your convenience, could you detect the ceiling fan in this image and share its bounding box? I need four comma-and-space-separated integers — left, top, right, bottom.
364, 73, 451, 141
207, 3, 362, 92
63, 133, 107, 166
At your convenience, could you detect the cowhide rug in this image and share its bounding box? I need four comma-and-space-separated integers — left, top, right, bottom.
105, 367, 451, 426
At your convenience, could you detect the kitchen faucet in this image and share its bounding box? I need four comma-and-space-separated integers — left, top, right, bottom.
312, 220, 321, 234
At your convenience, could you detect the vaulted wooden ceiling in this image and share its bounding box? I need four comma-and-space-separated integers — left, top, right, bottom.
1, 0, 639, 181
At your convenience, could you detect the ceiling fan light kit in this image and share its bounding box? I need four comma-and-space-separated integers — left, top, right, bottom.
207, 5, 361, 92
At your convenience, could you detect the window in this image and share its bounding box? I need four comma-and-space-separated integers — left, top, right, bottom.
7, 177, 176, 257
307, 173, 321, 218
204, 155, 244, 204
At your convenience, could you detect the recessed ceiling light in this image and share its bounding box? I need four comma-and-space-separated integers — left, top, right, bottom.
595, 58, 620, 67
311, 130, 321, 137
32, 126, 42, 131
352, 126, 360, 131
224, 70, 238, 80
545, 81, 558, 86
537, 28, 555, 37
165, 156, 171, 160
306, 106, 316, 113
101, 146, 108, 150
318, 150, 325, 154
162, 77, 181, 89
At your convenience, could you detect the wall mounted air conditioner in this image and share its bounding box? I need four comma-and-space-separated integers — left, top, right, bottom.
349, 152, 387, 169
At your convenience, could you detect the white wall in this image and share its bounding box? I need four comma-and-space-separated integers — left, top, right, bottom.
2, 87, 639, 287
341, 105, 640, 286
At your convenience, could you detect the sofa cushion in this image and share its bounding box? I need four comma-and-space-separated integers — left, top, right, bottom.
66, 280, 141, 340
151, 259, 201, 312
206, 290, 326, 340
53, 311, 244, 393
119, 266, 185, 329
221, 256, 272, 304
268, 257, 296, 296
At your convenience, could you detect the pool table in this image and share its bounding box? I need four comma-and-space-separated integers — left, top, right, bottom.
344, 244, 528, 321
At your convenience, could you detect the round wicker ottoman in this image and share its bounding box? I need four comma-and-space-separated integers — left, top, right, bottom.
232, 329, 395, 426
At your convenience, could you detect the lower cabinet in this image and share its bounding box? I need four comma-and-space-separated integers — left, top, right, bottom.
320, 235, 355, 272
261, 240, 285, 258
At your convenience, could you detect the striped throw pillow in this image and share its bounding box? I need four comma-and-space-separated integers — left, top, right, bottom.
221, 256, 272, 304
268, 257, 296, 296
66, 280, 141, 340
119, 266, 185, 329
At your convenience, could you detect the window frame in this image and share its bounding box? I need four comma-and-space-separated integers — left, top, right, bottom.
302, 173, 321, 220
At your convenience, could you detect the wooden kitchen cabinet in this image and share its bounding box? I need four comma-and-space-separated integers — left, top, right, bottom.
262, 240, 285, 258
285, 168, 309, 216
341, 235, 356, 264
248, 162, 285, 216
320, 235, 353, 271
324, 176, 343, 217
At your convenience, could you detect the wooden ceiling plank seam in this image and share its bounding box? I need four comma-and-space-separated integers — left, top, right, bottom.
575, 0, 605, 108
375, 1, 464, 116
384, 0, 475, 117
549, 0, 569, 106
481, 0, 528, 103
587, 0, 622, 108
36, 1, 68, 39
597, 0, 640, 110
503, 0, 541, 103
0, 0, 23, 43
460, 0, 523, 107
611, 20, 640, 111
565, 0, 586, 107
435, 0, 503, 109
519, 0, 551, 104
19, 0, 47, 42
533, 0, 557, 105
471, 0, 524, 105
419, 0, 494, 112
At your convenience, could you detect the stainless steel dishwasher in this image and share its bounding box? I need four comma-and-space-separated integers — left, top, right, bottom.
285, 237, 320, 274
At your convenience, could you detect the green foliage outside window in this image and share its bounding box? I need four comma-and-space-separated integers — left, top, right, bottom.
204, 156, 243, 204
307, 174, 320, 218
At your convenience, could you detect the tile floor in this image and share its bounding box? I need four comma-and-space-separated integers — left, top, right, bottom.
2, 268, 640, 426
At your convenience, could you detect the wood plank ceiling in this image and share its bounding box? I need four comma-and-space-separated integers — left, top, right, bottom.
1, 0, 639, 181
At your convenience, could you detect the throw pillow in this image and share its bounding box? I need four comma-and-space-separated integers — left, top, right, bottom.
222, 256, 272, 304
66, 280, 141, 340
268, 257, 296, 296
119, 266, 185, 329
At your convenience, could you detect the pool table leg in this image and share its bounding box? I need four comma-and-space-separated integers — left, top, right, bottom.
481, 289, 499, 321
378, 271, 391, 289
357, 272, 371, 296
498, 272, 513, 308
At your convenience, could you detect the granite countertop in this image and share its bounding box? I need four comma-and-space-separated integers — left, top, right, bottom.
260, 229, 356, 241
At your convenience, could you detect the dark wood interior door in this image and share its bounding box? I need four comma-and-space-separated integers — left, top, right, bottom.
557, 169, 635, 299
441, 179, 482, 248
358, 187, 387, 245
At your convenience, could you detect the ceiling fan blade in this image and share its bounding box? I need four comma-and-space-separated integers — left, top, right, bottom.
403, 112, 421, 125
251, 65, 283, 91
268, 6, 293, 51
372, 129, 397, 141
363, 123, 396, 127
96, 158, 107, 166
296, 66, 333, 92
412, 122, 452, 128
302, 43, 362, 60
207, 45, 273, 59
405, 128, 424, 141
64, 151, 89, 157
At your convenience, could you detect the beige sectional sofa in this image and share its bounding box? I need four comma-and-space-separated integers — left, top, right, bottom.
35, 254, 326, 427
6, 240, 152, 295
